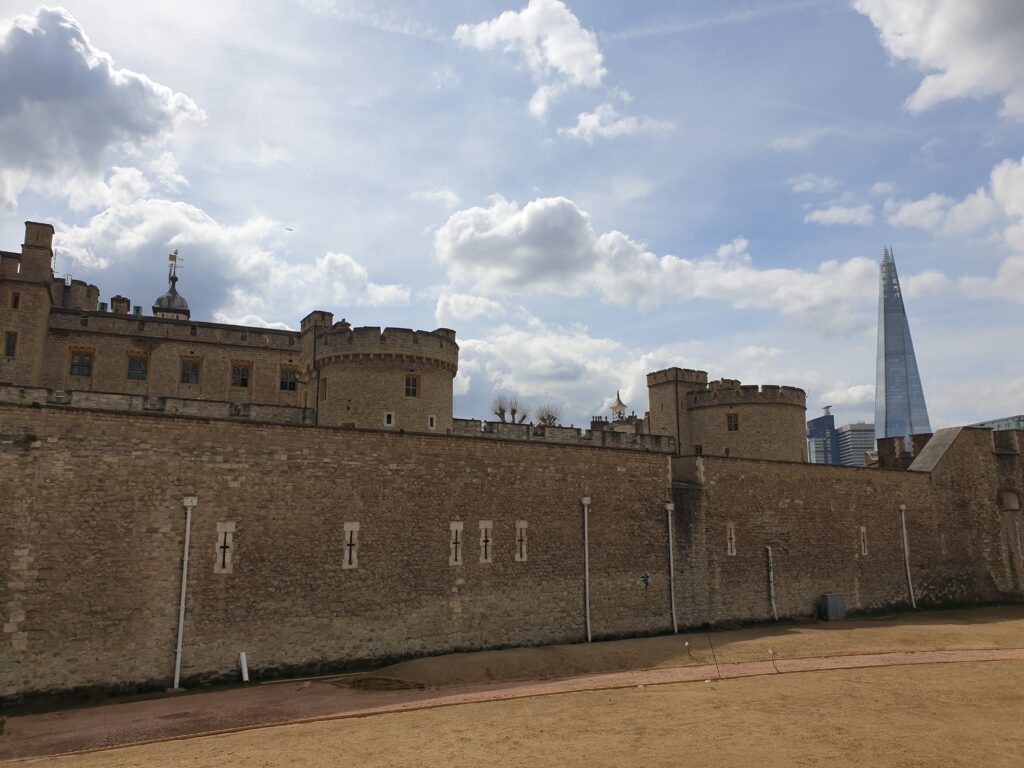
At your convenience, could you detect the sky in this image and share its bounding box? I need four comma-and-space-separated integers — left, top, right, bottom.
1, 0, 1022, 429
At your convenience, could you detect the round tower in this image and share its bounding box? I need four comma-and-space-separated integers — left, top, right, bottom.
314, 324, 459, 432
685, 380, 807, 461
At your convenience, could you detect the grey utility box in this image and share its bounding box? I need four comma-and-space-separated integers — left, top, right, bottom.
819, 593, 846, 621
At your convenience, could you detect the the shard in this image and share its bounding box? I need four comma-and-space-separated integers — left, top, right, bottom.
875, 247, 931, 442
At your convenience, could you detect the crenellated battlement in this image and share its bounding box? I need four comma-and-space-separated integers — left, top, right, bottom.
315, 324, 459, 372
646, 367, 708, 388
688, 380, 806, 408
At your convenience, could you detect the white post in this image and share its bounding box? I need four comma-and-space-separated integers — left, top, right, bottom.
239, 652, 250, 683
766, 545, 779, 621
899, 504, 916, 609
173, 495, 198, 690
665, 502, 678, 634
581, 496, 592, 643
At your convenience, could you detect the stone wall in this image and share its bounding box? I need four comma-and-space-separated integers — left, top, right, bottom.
0, 402, 673, 702
452, 418, 675, 452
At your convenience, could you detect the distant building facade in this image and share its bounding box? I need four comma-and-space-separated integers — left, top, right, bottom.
837, 422, 875, 467
807, 406, 840, 465
972, 415, 1024, 432
875, 247, 931, 442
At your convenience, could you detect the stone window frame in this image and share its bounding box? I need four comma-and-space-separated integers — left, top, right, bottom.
279, 366, 299, 392
694, 444, 703, 455
384, 412, 395, 427
180, 357, 202, 386
726, 522, 737, 556
998, 490, 1021, 511
405, 374, 419, 398
319, 376, 328, 402
3, 331, 15, 358
726, 413, 740, 432
859, 525, 868, 556
449, 521, 464, 566
342, 522, 360, 570
11, 291, 21, 309
214, 521, 236, 574
479, 520, 493, 564
428, 415, 436, 430
69, 348, 94, 378
230, 360, 253, 389
126, 353, 148, 381
515, 520, 528, 562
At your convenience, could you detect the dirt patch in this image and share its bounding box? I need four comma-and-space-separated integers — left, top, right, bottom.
372, 605, 1024, 687
25, 660, 1024, 768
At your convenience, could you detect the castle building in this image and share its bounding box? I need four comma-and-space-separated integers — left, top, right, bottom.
875, 247, 931, 443
2, 221, 1022, 707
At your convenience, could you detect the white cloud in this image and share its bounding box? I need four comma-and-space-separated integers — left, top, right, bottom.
771, 127, 830, 151
436, 195, 883, 334
853, 0, 1024, 120
885, 188, 999, 236
902, 270, 951, 298
55, 199, 409, 325
871, 181, 895, 196
411, 187, 462, 209
147, 151, 187, 192
884, 193, 951, 230
820, 384, 875, 407
558, 103, 673, 143
0, 7, 203, 208
803, 204, 875, 226
789, 174, 839, 194
454, 0, 606, 117
434, 293, 503, 325
66, 166, 153, 210
960, 256, 1024, 303
432, 64, 461, 91
301, 0, 443, 40
611, 176, 655, 203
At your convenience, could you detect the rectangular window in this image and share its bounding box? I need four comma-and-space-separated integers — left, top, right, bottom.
859, 525, 868, 556
11, 292, 20, 309
384, 412, 394, 426
280, 367, 299, 391
428, 415, 436, 430
231, 364, 251, 388
726, 413, 740, 432
515, 520, 529, 562
70, 353, 92, 377
479, 520, 493, 564
694, 444, 703, 455
127, 356, 147, 381
180, 359, 200, 385
215, 522, 236, 574
4, 332, 15, 358
449, 521, 464, 566
726, 522, 737, 556
405, 374, 419, 397
319, 377, 328, 402
343, 522, 360, 570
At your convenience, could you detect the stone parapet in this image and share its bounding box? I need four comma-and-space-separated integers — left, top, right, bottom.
688, 382, 806, 409
315, 325, 459, 373
452, 418, 675, 453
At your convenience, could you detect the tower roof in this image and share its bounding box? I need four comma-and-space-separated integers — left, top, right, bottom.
153, 251, 190, 318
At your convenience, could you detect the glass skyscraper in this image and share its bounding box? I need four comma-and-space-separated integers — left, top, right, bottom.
875, 248, 931, 442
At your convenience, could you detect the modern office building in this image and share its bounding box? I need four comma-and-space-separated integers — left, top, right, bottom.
837, 421, 875, 467
807, 405, 840, 465
971, 415, 1024, 432
875, 247, 931, 443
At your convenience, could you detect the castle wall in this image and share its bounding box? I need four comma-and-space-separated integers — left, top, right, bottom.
687, 387, 808, 462
1, 279, 50, 387
671, 445, 1023, 626
0, 403, 673, 701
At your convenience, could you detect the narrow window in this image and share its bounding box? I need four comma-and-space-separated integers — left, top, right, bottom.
215, 522, 236, 574
405, 374, 419, 397
11, 292, 20, 309
428, 415, 436, 430
343, 522, 360, 570
127, 356, 147, 381
70, 352, 92, 377
231, 364, 251, 388
515, 520, 528, 562
384, 412, 394, 426
726, 413, 740, 432
694, 444, 703, 455
280, 367, 299, 391
726, 522, 736, 556
859, 525, 868, 556
4, 332, 15, 358
479, 520, 493, 564
319, 377, 328, 401
180, 359, 200, 385
190, 325, 197, 336
449, 521, 463, 566
939, 532, 947, 556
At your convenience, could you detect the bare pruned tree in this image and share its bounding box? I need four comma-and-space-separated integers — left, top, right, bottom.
490, 395, 509, 423
536, 403, 562, 427
508, 396, 529, 424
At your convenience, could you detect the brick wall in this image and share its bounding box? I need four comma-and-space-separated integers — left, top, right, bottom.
0, 403, 673, 701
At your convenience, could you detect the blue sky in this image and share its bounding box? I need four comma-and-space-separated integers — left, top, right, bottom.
1, 0, 1022, 429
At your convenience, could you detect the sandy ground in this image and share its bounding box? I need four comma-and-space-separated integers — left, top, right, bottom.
22, 660, 1024, 768
376, 605, 1024, 685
